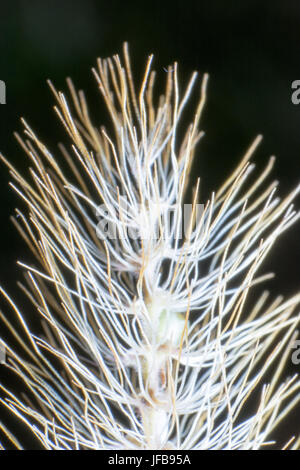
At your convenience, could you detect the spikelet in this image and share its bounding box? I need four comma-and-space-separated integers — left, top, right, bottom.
0, 43, 299, 450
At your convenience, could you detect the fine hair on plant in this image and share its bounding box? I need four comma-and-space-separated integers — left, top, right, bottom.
0, 43, 299, 450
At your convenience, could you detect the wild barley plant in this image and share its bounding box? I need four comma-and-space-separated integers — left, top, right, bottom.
0, 44, 299, 450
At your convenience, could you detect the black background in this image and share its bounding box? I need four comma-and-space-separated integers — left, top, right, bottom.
0, 0, 299, 449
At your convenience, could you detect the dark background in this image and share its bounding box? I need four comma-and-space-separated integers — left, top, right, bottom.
0, 0, 299, 449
